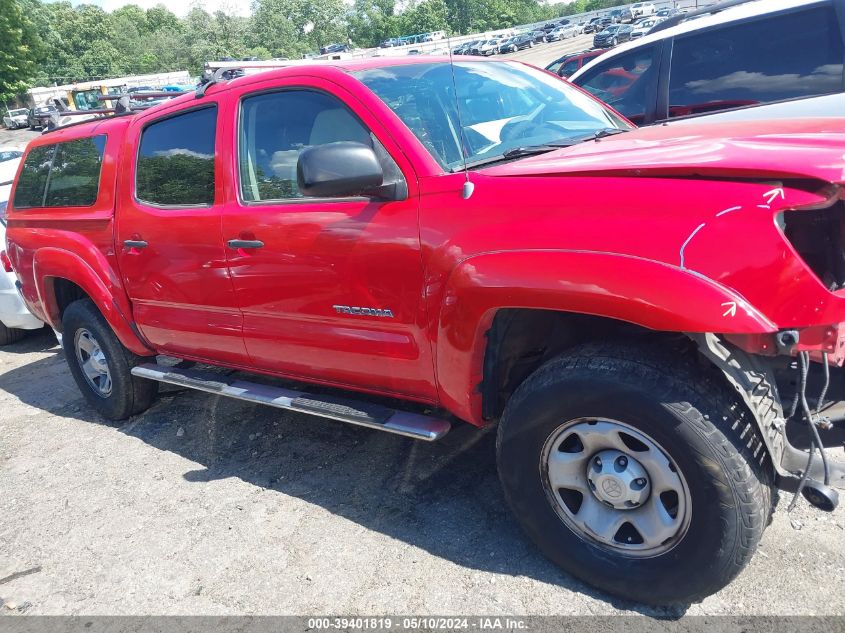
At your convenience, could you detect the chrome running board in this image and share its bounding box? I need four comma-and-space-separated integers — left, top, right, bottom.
131, 363, 450, 441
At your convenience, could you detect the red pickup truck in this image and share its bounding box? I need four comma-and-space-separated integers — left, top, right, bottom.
5, 57, 845, 605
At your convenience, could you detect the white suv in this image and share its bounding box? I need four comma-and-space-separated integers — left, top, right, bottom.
571, 0, 845, 126
0, 171, 43, 344
631, 2, 655, 17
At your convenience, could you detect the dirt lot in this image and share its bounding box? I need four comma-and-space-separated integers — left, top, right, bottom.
0, 327, 843, 617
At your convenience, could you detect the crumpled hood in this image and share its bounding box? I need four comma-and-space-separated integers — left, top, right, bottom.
481, 117, 845, 184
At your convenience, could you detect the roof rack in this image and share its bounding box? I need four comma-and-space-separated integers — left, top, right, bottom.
43, 90, 189, 134
649, 0, 760, 35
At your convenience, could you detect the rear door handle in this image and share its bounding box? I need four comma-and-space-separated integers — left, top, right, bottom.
123, 239, 148, 249
227, 239, 264, 249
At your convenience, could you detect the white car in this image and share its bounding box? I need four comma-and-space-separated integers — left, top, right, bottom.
0, 150, 23, 186
549, 24, 579, 41
0, 197, 43, 344
3, 109, 28, 130
478, 39, 501, 56
631, 2, 655, 18
631, 17, 662, 38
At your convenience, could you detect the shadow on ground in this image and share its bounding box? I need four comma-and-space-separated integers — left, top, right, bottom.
11, 328, 844, 616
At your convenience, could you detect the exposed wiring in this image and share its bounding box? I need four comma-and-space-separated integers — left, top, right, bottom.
816, 351, 830, 414
788, 351, 832, 512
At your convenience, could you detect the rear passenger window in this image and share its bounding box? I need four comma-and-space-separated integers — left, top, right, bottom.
136, 106, 216, 206
573, 45, 659, 125
668, 6, 845, 118
13, 136, 106, 209
45, 136, 107, 207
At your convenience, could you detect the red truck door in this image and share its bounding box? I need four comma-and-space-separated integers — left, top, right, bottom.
115, 102, 250, 365
219, 76, 437, 402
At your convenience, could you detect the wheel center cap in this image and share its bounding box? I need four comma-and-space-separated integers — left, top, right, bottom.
587, 449, 651, 509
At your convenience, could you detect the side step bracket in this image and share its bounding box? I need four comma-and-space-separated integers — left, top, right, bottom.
131, 363, 450, 441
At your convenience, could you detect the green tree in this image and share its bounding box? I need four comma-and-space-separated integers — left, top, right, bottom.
250, 0, 349, 59
399, 0, 448, 36
0, 0, 41, 101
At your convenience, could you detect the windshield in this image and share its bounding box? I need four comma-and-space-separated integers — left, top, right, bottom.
8, 109, 27, 117
355, 61, 630, 171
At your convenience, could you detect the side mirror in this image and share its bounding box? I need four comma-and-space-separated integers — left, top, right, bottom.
297, 142, 384, 198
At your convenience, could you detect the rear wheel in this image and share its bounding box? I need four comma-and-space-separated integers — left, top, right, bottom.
497, 343, 773, 605
62, 298, 158, 421
0, 322, 26, 346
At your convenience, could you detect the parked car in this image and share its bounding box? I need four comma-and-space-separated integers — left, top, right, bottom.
593, 24, 633, 48
3, 109, 29, 130
572, 0, 845, 126
0, 189, 43, 345
497, 37, 516, 54
547, 24, 579, 42
27, 105, 57, 130
530, 30, 547, 43
9, 54, 845, 607
505, 33, 536, 52
655, 7, 680, 18
673, 91, 845, 124
8, 53, 845, 604
0, 150, 23, 185
631, 18, 662, 39
545, 49, 606, 78
631, 2, 655, 18
476, 39, 501, 55
584, 17, 603, 33
610, 9, 633, 23
320, 43, 349, 55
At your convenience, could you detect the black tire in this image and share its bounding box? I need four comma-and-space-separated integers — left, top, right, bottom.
612, 37, 618, 46
62, 298, 158, 421
0, 322, 27, 345
497, 342, 773, 605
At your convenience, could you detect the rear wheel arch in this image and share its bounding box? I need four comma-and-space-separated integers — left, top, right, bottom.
37, 269, 152, 356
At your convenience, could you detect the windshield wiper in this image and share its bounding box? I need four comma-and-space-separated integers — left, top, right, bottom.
459, 144, 566, 170
576, 127, 630, 142
454, 128, 630, 172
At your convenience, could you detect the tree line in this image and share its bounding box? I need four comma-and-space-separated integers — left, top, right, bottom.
1, 0, 628, 101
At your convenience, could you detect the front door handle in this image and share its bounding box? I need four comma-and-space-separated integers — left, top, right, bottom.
227, 239, 264, 249
123, 239, 148, 249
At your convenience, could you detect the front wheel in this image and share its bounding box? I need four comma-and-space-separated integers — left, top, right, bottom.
62, 298, 158, 421
497, 343, 773, 605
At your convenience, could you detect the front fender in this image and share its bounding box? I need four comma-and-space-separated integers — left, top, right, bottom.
434, 250, 776, 424
33, 247, 151, 356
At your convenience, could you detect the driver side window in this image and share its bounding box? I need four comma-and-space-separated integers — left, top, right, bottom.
239, 90, 383, 202
573, 45, 658, 125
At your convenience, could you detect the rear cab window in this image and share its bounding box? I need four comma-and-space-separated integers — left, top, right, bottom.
666, 3, 845, 118
13, 136, 107, 209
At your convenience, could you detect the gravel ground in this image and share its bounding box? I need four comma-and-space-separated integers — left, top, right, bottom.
0, 328, 843, 617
